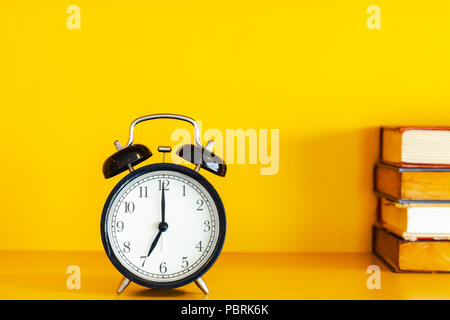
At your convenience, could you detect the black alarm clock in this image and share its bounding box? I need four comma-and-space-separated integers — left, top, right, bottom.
101, 114, 227, 295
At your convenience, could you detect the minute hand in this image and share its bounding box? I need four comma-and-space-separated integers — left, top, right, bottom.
146, 186, 167, 257
161, 185, 165, 223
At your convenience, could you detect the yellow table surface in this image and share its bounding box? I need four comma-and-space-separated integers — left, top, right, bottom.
1, 251, 450, 300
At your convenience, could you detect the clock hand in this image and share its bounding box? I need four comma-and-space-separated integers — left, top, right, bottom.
161, 184, 165, 223
146, 186, 168, 258
147, 229, 162, 257
146, 221, 169, 257
158, 185, 166, 254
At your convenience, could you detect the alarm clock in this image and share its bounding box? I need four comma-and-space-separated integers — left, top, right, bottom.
101, 114, 227, 295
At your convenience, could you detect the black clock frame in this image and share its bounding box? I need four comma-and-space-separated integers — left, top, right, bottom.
101, 163, 226, 290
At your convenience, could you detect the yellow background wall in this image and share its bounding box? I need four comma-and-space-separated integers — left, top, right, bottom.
0, 0, 449, 252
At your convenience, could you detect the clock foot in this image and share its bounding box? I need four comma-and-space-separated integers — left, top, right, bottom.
116, 277, 131, 295
194, 277, 210, 295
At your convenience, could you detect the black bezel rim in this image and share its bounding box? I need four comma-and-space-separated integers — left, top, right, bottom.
101, 163, 226, 289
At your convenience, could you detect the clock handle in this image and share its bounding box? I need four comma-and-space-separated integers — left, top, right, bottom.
125, 113, 204, 149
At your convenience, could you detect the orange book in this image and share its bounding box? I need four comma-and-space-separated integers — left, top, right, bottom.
373, 226, 450, 272
381, 126, 450, 167
375, 163, 450, 202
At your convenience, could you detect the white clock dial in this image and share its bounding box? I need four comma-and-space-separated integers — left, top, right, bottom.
105, 169, 220, 282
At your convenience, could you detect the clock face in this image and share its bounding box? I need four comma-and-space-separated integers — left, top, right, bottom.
101, 163, 226, 289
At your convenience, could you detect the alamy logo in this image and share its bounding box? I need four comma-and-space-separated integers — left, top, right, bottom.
366, 265, 381, 289
171, 123, 279, 175
66, 265, 81, 289
367, 5, 381, 30
66, 5, 81, 30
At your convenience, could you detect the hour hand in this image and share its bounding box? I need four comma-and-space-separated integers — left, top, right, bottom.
147, 229, 163, 257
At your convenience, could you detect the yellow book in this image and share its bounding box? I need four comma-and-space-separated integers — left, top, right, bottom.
375, 163, 450, 201
381, 127, 450, 166
378, 198, 450, 241
373, 226, 450, 272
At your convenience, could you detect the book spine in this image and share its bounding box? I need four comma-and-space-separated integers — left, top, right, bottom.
373, 226, 402, 272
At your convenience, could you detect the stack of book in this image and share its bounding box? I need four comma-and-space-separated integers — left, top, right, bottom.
373, 127, 450, 272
